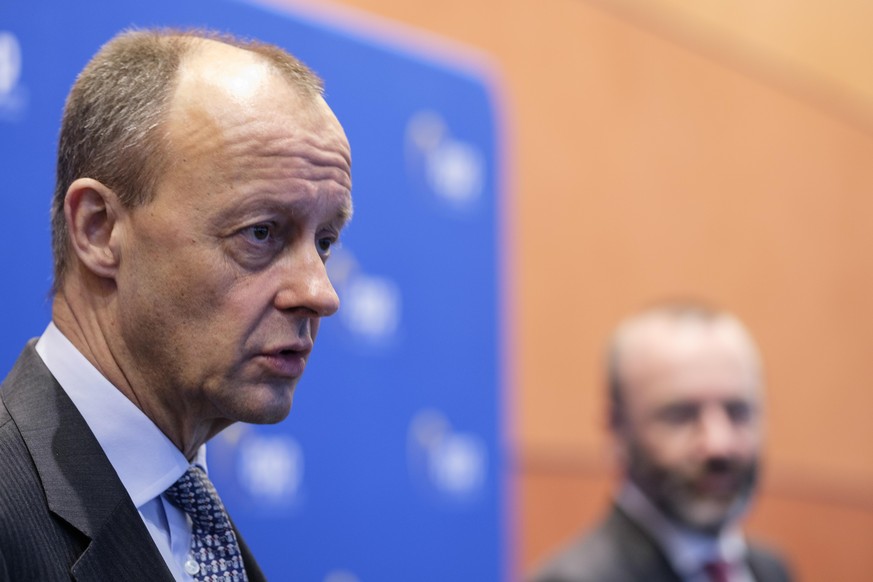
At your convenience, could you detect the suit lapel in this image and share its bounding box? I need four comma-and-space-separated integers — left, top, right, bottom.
70, 502, 174, 580
607, 505, 684, 582
747, 545, 790, 582
2, 343, 174, 581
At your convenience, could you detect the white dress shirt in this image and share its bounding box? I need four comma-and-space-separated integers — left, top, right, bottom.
35, 322, 202, 582
617, 482, 754, 582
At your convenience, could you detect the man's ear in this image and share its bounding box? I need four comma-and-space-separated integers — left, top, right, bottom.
64, 178, 125, 279
611, 431, 630, 468
608, 415, 631, 469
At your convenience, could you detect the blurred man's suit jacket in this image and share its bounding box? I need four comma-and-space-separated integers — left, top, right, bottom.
530, 504, 793, 582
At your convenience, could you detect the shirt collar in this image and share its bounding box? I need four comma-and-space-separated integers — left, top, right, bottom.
35, 322, 206, 508
616, 481, 747, 577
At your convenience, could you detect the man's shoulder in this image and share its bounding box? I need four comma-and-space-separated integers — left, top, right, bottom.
0, 354, 33, 472
1, 339, 45, 403
0, 383, 58, 550
527, 523, 623, 582
0, 406, 38, 493
0, 389, 11, 430
0, 371, 46, 509
0, 340, 60, 517
527, 507, 677, 582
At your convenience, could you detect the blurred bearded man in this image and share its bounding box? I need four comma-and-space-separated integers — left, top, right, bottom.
530, 302, 793, 582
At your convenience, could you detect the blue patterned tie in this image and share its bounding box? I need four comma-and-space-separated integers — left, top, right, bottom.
164, 465, 248, 582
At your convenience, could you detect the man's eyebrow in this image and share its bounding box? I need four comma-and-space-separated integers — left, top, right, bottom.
210, 193, 353, 228
335, 200, 354, 226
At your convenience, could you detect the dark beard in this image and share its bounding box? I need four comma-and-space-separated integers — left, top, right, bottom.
627, 440, 759, 535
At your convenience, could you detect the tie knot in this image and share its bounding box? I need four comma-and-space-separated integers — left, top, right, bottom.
164, 465, 231, 533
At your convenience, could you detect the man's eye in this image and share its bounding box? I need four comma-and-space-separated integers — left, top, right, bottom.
247, 224, 273, 242
726, 401, 754, 424
659, 404, 698, 425
317, 236, 336, 255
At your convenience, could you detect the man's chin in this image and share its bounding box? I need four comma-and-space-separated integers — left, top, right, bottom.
242, 406, 293, 425
672, 494, 749, 535
676, 507, 732, 535
226, 386, 296, 425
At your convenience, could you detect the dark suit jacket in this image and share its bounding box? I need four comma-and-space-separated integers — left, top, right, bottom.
529, 504, 794, 582
0, 342, 267, 581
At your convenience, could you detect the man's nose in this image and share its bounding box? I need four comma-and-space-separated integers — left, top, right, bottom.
698, 406, 738, 458
274, 246, 340, 317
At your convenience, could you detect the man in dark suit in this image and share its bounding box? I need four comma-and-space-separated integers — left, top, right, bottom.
0, 28, 352, 580
530, 302, 794, 582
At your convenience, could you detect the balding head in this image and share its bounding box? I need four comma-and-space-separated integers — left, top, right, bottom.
608, 302, 762, 430
51, 28, 324, 291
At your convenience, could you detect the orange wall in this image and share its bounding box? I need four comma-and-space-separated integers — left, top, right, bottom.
271, 0, 873, 579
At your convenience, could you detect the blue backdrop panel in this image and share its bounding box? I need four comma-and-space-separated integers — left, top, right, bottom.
0, 1, 507, 581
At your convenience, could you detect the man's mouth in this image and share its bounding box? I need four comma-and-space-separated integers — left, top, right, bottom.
693, 470, 742, 498
256, 344, 312, 378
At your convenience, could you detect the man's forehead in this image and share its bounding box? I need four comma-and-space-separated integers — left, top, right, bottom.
172, 42, 303, 113
620, 314, 755, 359
181, 39, 270, 81
161, 44, 348, 177
618, 315, 762, 400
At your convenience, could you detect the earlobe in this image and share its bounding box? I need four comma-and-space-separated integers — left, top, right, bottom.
64, 178, 124, 279
613, 439, 628, 467
610, 427, 631, 468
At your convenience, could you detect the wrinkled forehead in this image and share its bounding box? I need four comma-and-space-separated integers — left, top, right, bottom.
616, 314, 763, 402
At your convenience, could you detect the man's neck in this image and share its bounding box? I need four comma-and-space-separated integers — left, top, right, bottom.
51, 286, 213, 460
